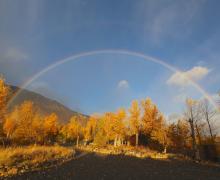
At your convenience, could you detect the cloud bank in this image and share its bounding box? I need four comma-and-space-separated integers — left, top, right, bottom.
167, 66, 210, 87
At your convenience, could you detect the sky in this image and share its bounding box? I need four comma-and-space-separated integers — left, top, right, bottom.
0, 0, 220, 117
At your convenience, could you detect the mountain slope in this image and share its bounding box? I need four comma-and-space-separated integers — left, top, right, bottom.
8, 86, 88, 124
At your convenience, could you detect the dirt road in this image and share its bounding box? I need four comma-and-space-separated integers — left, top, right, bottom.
8, 151, 220, 180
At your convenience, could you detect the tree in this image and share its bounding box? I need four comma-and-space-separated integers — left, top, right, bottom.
84, 115, 98, 142
103, 112, 115, 143
94, 115, 108, 146
31, 113, 44, 144
185, 98, 199, 159
168, 119, 190, 153
200, 99, 216, 143
141, 98, 154, 135
66, 116, 82, 147
115, 108, 126, 146
141, 98, 168, 151
141, 98, 163, 135
11, 101, 36, 144
0, 76, 10, 144
129, 100, 141, 147
3, 108, 18, 139
43, 113, 59, 144
151, 114, 169, 153
3, 100, 51, 145
59, 124, 69, 144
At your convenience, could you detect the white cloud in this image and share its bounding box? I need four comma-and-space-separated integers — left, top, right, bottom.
167, 66, 210, 87
4, 48, 28, 61
117, 80, 129, 89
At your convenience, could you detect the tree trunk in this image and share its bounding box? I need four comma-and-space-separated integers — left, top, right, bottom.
195, 124, 202, 146
135, 133, 138, 147
76, 135, 79, 147
118, 137, 121, 146
163, 146, 167, 154
206, 113, 214, 143
189, 119, 197, 159
114, 137, 117, 147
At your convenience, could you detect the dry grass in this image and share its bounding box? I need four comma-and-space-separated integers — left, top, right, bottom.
0, 145, 74, 177
79, 145, 220, 167
79, 145, 170, 159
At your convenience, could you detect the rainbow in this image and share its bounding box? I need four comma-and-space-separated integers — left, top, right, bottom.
7, 49, 219, 111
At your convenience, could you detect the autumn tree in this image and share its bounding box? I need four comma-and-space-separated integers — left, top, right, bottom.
140, 98, 168, 150
59, 124, 69, 144
94, 115, 108, 146
103, 112, 115, 143
114, 108, 126, 146
66, 116, 82, 147
141, 98, 162, 135
31, 113, 45, 144
0, 76, 10, 143
3, 107, 18, 139
84, 115, 98, 142
141, 98, 154, 135
129, 100, 141, 147
185, 98, 199, 159
104, 109, 127, 147
151, 114, 169, 153
43, 113, 59, 144
9, 101, 36, 144
168, 119, 190, 153
3, 101, 48, 144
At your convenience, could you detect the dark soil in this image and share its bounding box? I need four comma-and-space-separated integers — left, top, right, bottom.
7, 151, 220, 180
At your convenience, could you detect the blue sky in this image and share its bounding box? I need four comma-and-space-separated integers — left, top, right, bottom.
0, 0, 220, 116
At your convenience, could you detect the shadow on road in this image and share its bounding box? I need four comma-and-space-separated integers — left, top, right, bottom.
8, 151, 220, 180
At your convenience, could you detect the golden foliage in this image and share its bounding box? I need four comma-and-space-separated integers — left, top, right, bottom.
0, 77, 10, 138
0, 77, 10, 120
129, 100, 141, 134
44, 113, 59, 143
168, 119, 190, 149
84, 115, 97, 141
3, 100, 60, 145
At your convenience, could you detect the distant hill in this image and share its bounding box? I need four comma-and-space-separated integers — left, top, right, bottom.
7, 86, 88, 125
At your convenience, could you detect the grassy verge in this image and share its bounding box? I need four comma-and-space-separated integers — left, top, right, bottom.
78, 145, 170, 159
0, 145, 75, 177
79, 145, 220, 167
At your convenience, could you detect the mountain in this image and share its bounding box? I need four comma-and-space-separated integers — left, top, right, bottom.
7, 86, 88, 124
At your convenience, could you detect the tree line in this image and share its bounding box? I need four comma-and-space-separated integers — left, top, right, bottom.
0, 76, 219, 158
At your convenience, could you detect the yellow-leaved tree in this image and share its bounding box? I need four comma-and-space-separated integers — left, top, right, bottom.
113, 108, 126, 146
103, 112, 115, 143
3, 107, 18, 139
43, 113, 59, 144
10, 101, 36, 144
66, 116, 82, 147
141, 98, 154, 135
84, 115, 97, 143
151, 114, 169, 153
0, 76, 10, 143
168, 119, 190, 152
129, 100, 141, 147
141, 98, 169, 152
